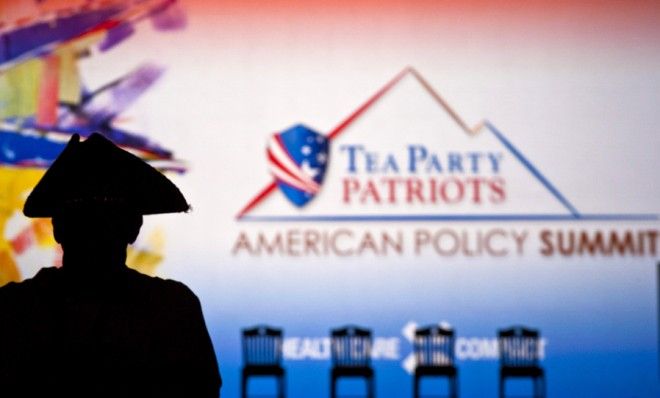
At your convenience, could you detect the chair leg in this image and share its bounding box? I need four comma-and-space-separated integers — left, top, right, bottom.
533, 376, 545, 398
367, 375, 374, 398
413, 375, 419, 398
331, 375, 336, 398
544, 376, 547, 398
242, 374, 248, 398
499, 377, 505, 398
450, 374, 458, 398
541, 376, 548, 398
278, 374, 286, 398
540, 375, 546, 398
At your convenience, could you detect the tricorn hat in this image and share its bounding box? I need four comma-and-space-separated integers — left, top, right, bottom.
23, 133, 189, 217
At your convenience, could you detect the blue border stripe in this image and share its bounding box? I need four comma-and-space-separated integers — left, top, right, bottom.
485, 121, 581, 217
240, 214, 659, 222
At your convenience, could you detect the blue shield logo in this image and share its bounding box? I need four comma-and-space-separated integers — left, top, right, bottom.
267, 124, 329, 207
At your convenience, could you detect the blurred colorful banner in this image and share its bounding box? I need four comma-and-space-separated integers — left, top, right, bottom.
0, 0, 186, 284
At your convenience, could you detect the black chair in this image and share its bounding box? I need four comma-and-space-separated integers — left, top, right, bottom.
413, 324, 458, 398
498, 326, 545, 398
241, 325, 285, 398
330, 325, 374, 398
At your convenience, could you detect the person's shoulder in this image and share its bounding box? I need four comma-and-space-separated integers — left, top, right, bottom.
124, 267, 199, 303
0, 267, 60, 309
0, 267, 60, 294
124, 267, 193, 292
0, 280, 19, 303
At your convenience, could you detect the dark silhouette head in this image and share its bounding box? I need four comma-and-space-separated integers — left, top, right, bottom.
4, 134, 221, 397
52, 207, 143, 271
22, 133, 189, 271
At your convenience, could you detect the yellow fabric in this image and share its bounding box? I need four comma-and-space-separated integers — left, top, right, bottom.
33, 218, 56, 247
0, 167, 45, 286
55, 31, 106, 104
126, 249, 163, 276
0, 59, 43, 118
127, 228, 165, 276
57, 48, 81, 104
0, 250, 20, 286
0, 167, 44, 218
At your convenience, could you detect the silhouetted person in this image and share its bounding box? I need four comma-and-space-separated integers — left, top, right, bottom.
0, 133, 221, 397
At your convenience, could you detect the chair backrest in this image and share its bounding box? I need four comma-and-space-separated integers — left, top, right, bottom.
331, 325, 372, 367
414, 324, 455, 367
242, 325, 283, 366
498, 326, 541, 368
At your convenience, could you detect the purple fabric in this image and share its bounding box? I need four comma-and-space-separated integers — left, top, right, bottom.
0, 6, 122, 65
150, 2, 187, 31
82, 63, 164, 126
99, 23, 135, 52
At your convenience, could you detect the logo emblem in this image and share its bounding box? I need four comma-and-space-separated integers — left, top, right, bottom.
267, 124, 329, 207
